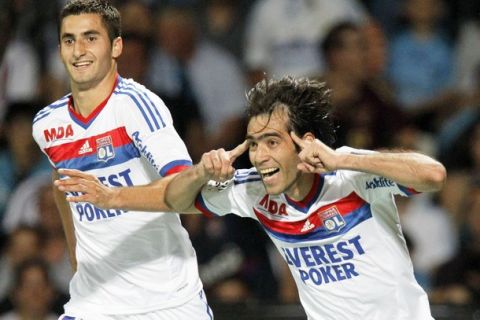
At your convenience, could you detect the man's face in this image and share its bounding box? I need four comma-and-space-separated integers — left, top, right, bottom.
247, 108, 308, 197
59, 13, 121, 90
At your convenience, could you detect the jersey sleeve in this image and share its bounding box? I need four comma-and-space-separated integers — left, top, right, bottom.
119, 87, 192, 177
194, 169, 259, 219
335, 146, 420, 202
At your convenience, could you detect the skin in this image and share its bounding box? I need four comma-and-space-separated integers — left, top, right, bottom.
54, 106, 447, 213
52, 12, 123, 270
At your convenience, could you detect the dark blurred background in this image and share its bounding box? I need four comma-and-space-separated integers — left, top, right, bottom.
1, 0, 480, 318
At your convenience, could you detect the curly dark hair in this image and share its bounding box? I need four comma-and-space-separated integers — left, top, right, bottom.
59, 0, 121, 43
246, 76, 336, 146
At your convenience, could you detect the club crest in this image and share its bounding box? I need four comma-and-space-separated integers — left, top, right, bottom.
96, 136, 115, 162
318, 206, 346, 232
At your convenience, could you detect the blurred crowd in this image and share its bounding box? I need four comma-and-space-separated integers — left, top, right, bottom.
1, 0, 480, 317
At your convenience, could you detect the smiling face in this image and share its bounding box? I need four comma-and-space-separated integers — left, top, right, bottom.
247, 107, 314, 199
59, 13, 121, 91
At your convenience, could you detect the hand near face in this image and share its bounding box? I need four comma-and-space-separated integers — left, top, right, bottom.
197, 140, 249, 182
54, 169, 117, 208
290, 132, 339, 173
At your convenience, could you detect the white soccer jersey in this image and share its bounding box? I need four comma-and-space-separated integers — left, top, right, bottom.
32, 76, 202, 315
195, 148, 434, 320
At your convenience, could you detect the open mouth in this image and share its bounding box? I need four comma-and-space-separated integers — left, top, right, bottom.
260, 168, 279, 178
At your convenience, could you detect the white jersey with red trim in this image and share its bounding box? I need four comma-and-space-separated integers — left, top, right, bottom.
32, 76, 202, 315
195, 147, 433, 320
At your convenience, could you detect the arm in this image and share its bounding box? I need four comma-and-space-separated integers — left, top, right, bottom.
291, 133, 447, 193
54, 169, 175, 211
55, 142, 248, 212
166, 141, 249, 212
52, 170, 77, 272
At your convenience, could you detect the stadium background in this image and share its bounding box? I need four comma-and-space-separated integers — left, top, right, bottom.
1, 0, 480, 318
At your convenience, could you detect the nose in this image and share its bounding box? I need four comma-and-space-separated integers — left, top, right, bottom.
252, 143, 269, 165
73, 39, 86, 58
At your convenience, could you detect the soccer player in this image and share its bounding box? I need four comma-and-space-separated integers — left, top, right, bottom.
32, 1, 212, 319
56, 77, 446, 319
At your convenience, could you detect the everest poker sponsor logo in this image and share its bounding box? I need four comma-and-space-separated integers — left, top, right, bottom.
282, 235, 365, 286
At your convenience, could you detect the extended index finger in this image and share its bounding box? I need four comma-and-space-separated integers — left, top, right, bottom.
228, 140, 249, 162
290, 131, 307, 149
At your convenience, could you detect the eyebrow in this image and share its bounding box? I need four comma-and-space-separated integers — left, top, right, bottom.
61, 30, 101, 40
246, 132, 282, 142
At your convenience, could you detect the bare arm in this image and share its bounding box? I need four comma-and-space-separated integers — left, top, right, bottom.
52, 170, 77, 272
166, 141, 249, 212
291, 132, 447, 193
54, 169, 175, 211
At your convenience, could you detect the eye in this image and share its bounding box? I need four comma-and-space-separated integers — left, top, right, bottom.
87, 35, 97, 42
249, 141, 257, 151
268, 139, 279, 147
63, 38, 74, 46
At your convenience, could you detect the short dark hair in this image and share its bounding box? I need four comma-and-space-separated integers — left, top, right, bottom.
246, 77, 336, 146
59, 0, 121, 43
321, 22, 359, 56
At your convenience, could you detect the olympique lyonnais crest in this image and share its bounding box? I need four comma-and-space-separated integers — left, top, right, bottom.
96, 136, 115, 162
318, 206, 346, 232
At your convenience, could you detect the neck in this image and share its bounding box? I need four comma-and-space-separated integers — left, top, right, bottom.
285, 172, 315, 201
70, 65, 117, 117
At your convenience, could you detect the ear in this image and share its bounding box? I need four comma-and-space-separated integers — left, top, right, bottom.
303, 132, 316, 142
112, 37, 123, 59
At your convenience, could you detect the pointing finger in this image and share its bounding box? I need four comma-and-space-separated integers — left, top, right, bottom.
290, 131, 307, 149
228, 140, 249, 162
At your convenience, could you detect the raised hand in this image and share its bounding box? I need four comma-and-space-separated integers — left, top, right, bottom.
290, 132, 338, 173
54, 169, 117, 208
198, 140, 249, 182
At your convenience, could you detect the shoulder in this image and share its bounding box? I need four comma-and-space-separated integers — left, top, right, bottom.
32, 95, 70, 127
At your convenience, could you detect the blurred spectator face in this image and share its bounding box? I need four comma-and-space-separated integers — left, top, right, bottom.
6, 114, 35, 158
469, 188, 480, 237
333, 28, 368, 81
119, 1, 152, 36
469, 124, 480, 169
363, 22, 388, 78
157, 9, 196, 60
405, 0, 444, 27
206, 0, 237, 37
7, 228, 41, 265
38, 184, 62, 233
13, 262, 54, 316
118, 35, 148, 82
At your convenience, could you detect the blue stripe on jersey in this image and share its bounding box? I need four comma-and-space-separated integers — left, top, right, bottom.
264, 204, 372, 243
117, 83, 161, 129
159, 159, 192, 176
55, 143, 140, 171
61, 316, 76, 320
398, 185, 417, 196
120, 81, 166, 128
116, 80, 166, 130
33, 99, 69, 124
234, 177, 262, 185
114, 90, 155, 132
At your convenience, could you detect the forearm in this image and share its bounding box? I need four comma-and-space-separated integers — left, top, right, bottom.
165, 165, 208, 212
52, 172, 77, 272
109, 175, 175, 212
338, 151, 447, 192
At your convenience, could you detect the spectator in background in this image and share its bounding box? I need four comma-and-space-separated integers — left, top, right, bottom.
0, 6, 40, 124
0, 258, 61, 320
0, 226, 43, 310
454, 16, 480, 107
319, 22, 405, 150
243, 0, 368, 85
148, 5, 247, 151
430, 179, 480, 305
387, 0, 459, 132
201, 0, 248, 61
0, 102, 50, 226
